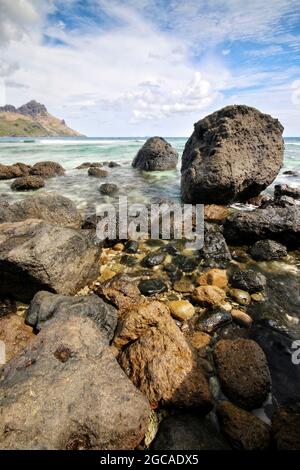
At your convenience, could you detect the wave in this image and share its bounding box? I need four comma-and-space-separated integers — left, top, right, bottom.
37, 139, 141, 146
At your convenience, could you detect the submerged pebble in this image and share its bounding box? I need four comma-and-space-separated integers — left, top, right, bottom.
138, 279, 168, 296
167, 300, 195, 321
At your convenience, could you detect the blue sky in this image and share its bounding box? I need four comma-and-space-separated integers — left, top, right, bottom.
0, 0, 300, 136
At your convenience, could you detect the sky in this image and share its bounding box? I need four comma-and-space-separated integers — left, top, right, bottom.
0, 0, 300, 136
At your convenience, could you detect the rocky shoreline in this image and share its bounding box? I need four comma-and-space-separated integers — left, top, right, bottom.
0, 105, 300, 451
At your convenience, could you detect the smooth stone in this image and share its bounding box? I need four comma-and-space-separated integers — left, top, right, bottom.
113, 242, 124, 252
229, 288, 251, 306
174, 255, 197, 272
204, 205, 229, 222
124, 240, 139, 253
231, 309, 253, 327
193, 285, 226, 307
251, 292, 264, 302
197, 310, 232, 334
120, 255, 138, 266
142, 251, 166, 268
138, 279, 168, 296
197, 268, 228, 289
167, 300, 195, 321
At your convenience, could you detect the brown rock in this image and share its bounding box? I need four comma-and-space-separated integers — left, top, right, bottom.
167, 300, 195, 321
229, 288, 251, 306
193, 285, 226, 307
272, 403, 300, 450
197, 268, 228, 289
204, 205, 229, 222
0, 313, 150, 450
189, 332, 211, 351
231, 309, 252, 327
11, 176, 45, 191
30, 161, 65, 178
88, 167, 108, 177
117, 301, 213, 411
173, 278, 194, 293
0, 314, 34, 363
0, 163, 23, 180
96, 274, 141, 311
217, 401, 271, 450
214, 339, 271, 410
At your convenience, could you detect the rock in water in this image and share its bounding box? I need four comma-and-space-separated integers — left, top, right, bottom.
249, 239, 287, 261
224, 205, 300, 248
30, 161, 65, 178
230, 268, 266, 293
0, 193, 82, 228
272, 403, 300, 450
181, 105, 283, 204
132, 137, 178, 171
0, 219, 100, 303
0, 313, 150, 450
10, 176, 45, 191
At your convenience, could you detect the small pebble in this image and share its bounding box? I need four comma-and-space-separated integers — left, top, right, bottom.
167, 300, 195, 321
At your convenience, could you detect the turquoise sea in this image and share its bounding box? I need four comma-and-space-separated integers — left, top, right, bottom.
0, 137, 299, 211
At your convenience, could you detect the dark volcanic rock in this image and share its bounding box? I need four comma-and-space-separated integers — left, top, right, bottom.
230, 268, 266, 293
214, 339, 271, 410
197, 310, 232, 334
272, 403, 300, 450
199, 224, 232, 268
249, 239, 287, 261
181, 105, 284, 204
173, 255, 197, 272
0, 313, 150, 450
223, 205, 300, 248
26, 291, 117, 339
11, 176, 45, 191
138, 279, 168, 296
0, 219, 100, 303
88, 167, 108, 177
142, 251, 166, 268
30, 161, 65, 178
124, 240, 139, 253
0, 193, 82, 228
99, 183, 118, 195
217, 401, 271, 450
132, 137, 178, 171
18, 100, 47, 117
274, 184, 300, 200
151, 413, 229, 450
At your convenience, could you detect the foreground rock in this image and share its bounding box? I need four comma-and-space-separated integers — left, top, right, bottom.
249, 239, 287, 261
217, 401, 271, 450
96, 275, 141, 311
214, 339, 271, 409
117, 301, 213, 410
0, 314, 34, 363
274, 184, 300, 201
272, 403, 300, 450
0, 313, 150, 449
152, 413, 229, 450
0, 193, 82, 228
26, 291, 118, 339
11, 176, 45, 191
30, 161, 65, 178
0, 219, 100, 302
199, 224, 232, 268
224, 205, 300, 248
132, 137, 178, 171
181, 105, 283, 204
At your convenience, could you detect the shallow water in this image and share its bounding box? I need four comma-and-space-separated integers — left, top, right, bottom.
0, 137, 299, 211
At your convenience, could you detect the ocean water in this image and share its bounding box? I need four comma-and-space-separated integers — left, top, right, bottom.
0, 136, 299, 212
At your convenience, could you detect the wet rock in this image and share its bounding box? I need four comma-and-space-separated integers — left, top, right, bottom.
11, 176, 45, 191
224, 205, 300, 248
272, 403, 300, 450
160, 243, 180, 256
0, 219, 100, 303
249, 239, 287, 261
142, 251, 166, 268
0, 313, 150, 450
274, 184, 300, 200
132, 137, 178, 171
76, 162, 102, 169
120, 254, 138, 266
217, 401, 271, 450
0, 299, 17, 318
167, 300, 195, 321
138, 279, 168, 296
117, 301, 213, 410
230, 268, 266, 293
173, 255, 197, 272
181, 105, 283, 204
204, 205, 229, 222
229, 289, 251, 306
193, 285, 226, 307
0, 193, 82, 228
151, 413, 229, 450
30, 161, 65, 178
197, 310, 232, 334
0, 163, 23, 180
124, 240, 139, 253
214, 339, 271, 409
173, 277, 194, 293
199, 224, 232, 268
107, 161, 121, 168
283, 170, 299, 176
88, 167, 108, 177
0, 314, 34, 363
189, 332, 211, 351
231, 309, 252, 327
247, 194, 272, 207
112, 242, 124, 251
198, 268, 228, 289
99, 183, 118, 195
96, 274, 141, 311
26, 291, 118, 339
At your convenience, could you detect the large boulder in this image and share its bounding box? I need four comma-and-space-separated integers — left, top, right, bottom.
132, 137, 178, 171
0, 193, 82, 228
181, 105, 284, 204
0, 219, 100, 302
214, 339, 271, 410
11, 176, 45, 191
30, 161, 65, 178
0, 163, 23, 180
223, 205, 300, 248
0, 313, 150, 450
26, 291, 118, 339
117, 301, 213, 411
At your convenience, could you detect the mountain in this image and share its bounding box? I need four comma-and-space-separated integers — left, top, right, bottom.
0, 100, 83, 137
